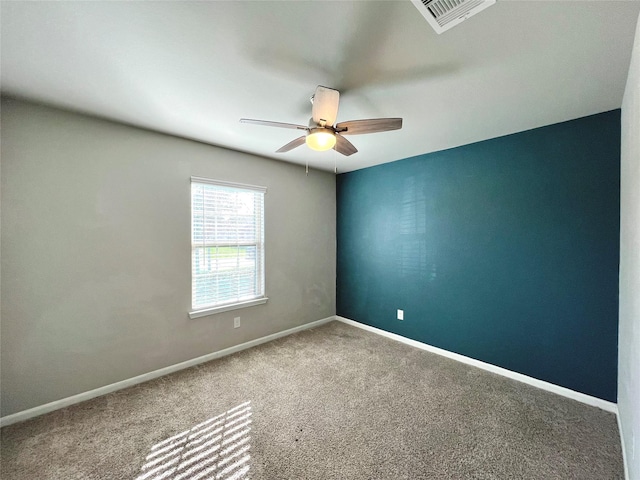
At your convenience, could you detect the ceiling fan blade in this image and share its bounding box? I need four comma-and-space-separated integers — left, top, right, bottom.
335, 118, 403, 135
312, 86, 340, 126
276, 136, 307, 153
334, 135, 358, 156
240, 118, 307, 130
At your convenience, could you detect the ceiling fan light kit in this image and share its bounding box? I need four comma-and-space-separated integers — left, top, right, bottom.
240, 86, 403, 157
306, 128, 336, 151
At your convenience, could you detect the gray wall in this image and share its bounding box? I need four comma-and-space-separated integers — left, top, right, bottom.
619, 12, 640, 480
0, 98, 336, 417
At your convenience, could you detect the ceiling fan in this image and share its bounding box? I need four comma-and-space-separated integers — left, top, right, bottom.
240, 86, 402, 156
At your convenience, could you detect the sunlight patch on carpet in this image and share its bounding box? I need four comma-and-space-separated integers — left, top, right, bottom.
135, 401, 252, 480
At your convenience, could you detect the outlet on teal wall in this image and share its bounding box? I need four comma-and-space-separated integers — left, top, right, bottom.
337, 110, 620, 402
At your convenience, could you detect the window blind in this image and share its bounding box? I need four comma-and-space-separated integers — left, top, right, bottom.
191, 178, 265, 311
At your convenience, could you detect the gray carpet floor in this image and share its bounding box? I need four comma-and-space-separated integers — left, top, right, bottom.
0, 321, 624, 479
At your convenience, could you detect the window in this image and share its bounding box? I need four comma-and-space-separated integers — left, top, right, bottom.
190, 177, 267, 318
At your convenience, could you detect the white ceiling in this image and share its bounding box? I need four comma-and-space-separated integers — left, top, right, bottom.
2, 1, 639, 173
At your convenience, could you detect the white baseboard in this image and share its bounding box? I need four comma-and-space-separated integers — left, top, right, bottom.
335, 316, 618, 413
1, 315, 619, 428
0, 316, 334, 428
617, 409, 630, 480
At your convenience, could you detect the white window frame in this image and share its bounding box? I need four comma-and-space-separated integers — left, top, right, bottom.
189, 176, 267, 319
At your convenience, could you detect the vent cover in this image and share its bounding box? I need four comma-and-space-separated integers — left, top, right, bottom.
411, 0, 496, 34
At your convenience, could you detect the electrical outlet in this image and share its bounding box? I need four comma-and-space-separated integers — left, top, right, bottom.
397, 309, 404, 321
234, 317, 241, 328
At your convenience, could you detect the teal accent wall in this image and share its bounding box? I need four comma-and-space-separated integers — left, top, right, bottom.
337, 110, 620, 402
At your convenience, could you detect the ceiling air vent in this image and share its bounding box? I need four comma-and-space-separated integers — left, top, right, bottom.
410, 0, 496, 34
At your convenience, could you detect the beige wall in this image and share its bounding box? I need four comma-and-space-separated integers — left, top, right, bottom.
0, 98, 336, 417
619, 12, 640, 480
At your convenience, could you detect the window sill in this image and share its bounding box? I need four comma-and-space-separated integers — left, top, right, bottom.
189, 297, 269, 319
